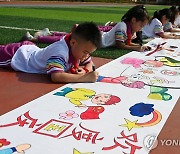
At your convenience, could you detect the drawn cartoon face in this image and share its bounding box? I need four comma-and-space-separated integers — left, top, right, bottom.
91, 94, 111, 105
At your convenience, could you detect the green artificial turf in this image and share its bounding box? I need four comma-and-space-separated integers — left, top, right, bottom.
0, 5, 168, 59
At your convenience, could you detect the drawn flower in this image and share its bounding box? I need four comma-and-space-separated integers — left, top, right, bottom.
59, 110, 79, 120
0, 138, 10, 148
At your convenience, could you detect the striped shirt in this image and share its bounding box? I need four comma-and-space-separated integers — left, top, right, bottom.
142, 18, 164, 38
101, 21, 136, 48
11, 34, 91, 74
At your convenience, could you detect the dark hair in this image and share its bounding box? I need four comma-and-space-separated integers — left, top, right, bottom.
72, 22, 101, 48
152, 8, 171, 22
178, 6, 180, 11
121, 5, 149, 22
169, 6, 179, 23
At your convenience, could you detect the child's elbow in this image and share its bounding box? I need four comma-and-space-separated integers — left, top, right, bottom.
51, 73, 60, 83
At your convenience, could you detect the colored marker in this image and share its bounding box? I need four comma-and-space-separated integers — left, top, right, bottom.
170, 45, 178, 48
146, 42, 166, 56
92, 64, 95, 71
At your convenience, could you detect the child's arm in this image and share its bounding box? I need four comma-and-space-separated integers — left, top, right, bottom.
116, 40, 150, 52
168, 28, 180, 33
51, 71, 98, 83
158, 32, 180, 39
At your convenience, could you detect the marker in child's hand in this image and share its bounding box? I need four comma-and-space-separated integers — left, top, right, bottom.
92, 64, 96, 71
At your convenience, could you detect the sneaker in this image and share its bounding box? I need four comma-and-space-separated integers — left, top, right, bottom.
105, 21, 115, 26
26, 31, 34, 40
19, 31, 34, 42
105, 21, 111, 26
34, 28, 51, 38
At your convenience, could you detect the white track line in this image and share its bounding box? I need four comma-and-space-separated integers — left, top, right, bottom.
0, 25, 40, 31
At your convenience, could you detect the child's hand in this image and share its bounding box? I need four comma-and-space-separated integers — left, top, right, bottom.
77, 67, 86, 75
139, 45, 151, 52
83, 71, 99, 82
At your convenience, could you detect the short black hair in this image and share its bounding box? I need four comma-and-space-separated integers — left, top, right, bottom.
72, 22, 101, 48
121, 5, 149, 22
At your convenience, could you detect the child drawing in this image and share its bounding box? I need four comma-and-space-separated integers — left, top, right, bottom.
142, 8, 180, 39
101, 5, 150, 52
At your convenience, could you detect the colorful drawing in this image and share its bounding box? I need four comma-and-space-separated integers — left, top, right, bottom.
161, 69, 180, 76
150, 76, 174, 85
139, 68, 155, 74
80, 106, 105, 120
155, 56, 180, 67
97, 75, 145, 89
147, 87, 172, 101
130, 73, 150, 80
54, 87, 121, 106
0, 144, 31, 154
1, 39, 180, 154
143, 60, 163, 68
121, 103, 162, 131
121, 57, 145, 68
73, 148, 94, 154
59, 110, 79, 120
117, 59, 180, 88
129, 103, 154, 117
0, 139, 10, 148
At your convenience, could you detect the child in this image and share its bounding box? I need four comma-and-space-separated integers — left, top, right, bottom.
142, 8, 180, 39
0, 22, 101, 83
100, 5, 150, 52
174, 6, 180, 28
164, 6, 180, 32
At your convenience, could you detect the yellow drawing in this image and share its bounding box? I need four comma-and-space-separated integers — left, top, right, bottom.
54, 87, 120, 107
120, 119, 141, 131
121, 110, 162, 131
73, 148, 94, 154
155, 56, 180, 67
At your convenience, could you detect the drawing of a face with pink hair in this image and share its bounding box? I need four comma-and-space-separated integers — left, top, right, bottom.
91, 94, 121, 105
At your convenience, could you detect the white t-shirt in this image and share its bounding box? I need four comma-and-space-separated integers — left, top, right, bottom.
101, 21, 136, 48
174, 15, 180, 27
163, 22, 173, 32
11, 36, 73, 74
142, 18, 164, 38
